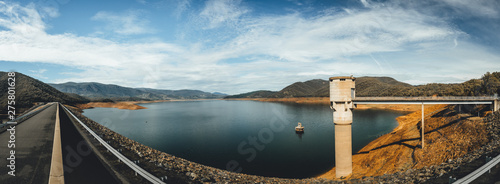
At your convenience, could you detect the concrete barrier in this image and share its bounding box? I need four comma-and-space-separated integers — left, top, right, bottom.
49, 103, 65, 184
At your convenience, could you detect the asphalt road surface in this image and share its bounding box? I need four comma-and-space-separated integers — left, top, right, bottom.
0, 104, 57, 184
59, 105, 119, 184
0, 104, 119, 184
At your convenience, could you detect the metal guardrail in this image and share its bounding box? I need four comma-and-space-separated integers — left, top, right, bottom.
61, 105, 166, 184
0, 103, 54, 133
353, 96, 497, 105
453, 154, 500, 184
354, 96, 498, 101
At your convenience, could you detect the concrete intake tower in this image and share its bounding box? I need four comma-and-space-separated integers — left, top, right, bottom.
329, 76, 356, 178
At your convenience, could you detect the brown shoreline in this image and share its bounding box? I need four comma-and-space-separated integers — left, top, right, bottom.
75, 99, 219, 111
81, 97, 423, 113
317, 104, 491, 180
225, 97, 422, 112
69, 97, 495, 182
75, 100, 170, 110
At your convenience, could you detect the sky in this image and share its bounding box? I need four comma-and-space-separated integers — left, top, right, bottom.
1, 0, 500, 94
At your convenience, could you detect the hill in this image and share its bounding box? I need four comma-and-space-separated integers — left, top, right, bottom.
273, 79, 329, 97
49, 82, 227, 100
311, 77, 414, 97
225, 72, 500, 98
0, 72, 89, 114
354, 77, 413, 96
224, 76, 415, 98
226, 90, 277, 98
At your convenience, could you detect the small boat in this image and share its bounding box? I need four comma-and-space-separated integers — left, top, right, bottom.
295, 122, 304, 133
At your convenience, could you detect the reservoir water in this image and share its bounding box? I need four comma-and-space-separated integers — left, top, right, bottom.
82, 100, 404, 178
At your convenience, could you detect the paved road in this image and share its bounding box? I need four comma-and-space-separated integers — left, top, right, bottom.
0, 104, 120, 184
59, 105, 119, 184
0, 104, 57, 184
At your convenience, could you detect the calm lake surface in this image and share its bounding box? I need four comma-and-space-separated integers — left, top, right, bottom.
83, 100, 404, 178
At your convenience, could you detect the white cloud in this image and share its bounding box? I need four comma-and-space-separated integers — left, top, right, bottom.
91, 9, 156, 35
136, 0, 147, 4
0, 2, 46, 36
287, 0, 304, 6
29, 68, 47, 73
0, 1, 499, 94
199, 0, 249, 29
442, 0, 500, 19
173, 0, 191, 18
202, 6, 461, 63
360, 0, 370, 8
29, 68, 48, 79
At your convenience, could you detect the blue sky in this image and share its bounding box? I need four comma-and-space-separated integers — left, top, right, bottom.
1, 0, 500, 94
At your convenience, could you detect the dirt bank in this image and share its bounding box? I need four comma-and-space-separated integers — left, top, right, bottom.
78, 97, 421, 113
61, 100, 499, 183
75, 100, 169, 111
318, 104, 491, 180
225, 97, 421, 112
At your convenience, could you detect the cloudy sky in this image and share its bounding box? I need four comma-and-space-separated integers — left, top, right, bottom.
1, 0, 499, 94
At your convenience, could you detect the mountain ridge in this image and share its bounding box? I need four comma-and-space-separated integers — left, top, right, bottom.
2, 71, 499, 115
0, 72, 89, 114
49, 82, 227, 100
225, 73, 500, 99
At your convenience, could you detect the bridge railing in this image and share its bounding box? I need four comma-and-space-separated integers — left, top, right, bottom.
354, 96, 498, 101
61, 105, 166, 184
0, 103, 53, 133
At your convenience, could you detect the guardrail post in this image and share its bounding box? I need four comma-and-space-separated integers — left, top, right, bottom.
486, 156, 492, 173
494, 99, 499, 112
449, 176, 457, 184
422, 102, 425, 149
160, 176, 167, 181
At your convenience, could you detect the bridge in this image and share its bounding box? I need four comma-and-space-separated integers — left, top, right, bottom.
353, 96, 498, 105
329, 76, 500, 179
0, 102, 166, 184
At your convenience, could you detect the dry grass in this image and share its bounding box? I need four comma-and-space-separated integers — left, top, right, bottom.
356, 104, 421, 112
317, 104, 490, 180
74, 97, 490, 181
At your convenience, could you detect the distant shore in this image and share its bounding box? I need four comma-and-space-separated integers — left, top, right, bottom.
225, 97, 421, 112
75, 100, 169, 110
75, 99, 217, 111
76, 97, 423, 112
70, 97, 496, 182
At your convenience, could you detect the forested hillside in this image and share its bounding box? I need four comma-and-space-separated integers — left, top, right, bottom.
0, 72, 89, 114
50, 82, 227, 100
225, 72, 500, 98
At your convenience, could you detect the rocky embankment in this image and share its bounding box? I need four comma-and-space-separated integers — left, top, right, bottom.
319, 105, 500, 183
357, 110, 500, 183
64, 105, 333, 183
64, 104, 500, 183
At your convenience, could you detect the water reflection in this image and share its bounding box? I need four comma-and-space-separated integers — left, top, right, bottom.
83, 100, 403, 178
296, 131, 304, 140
